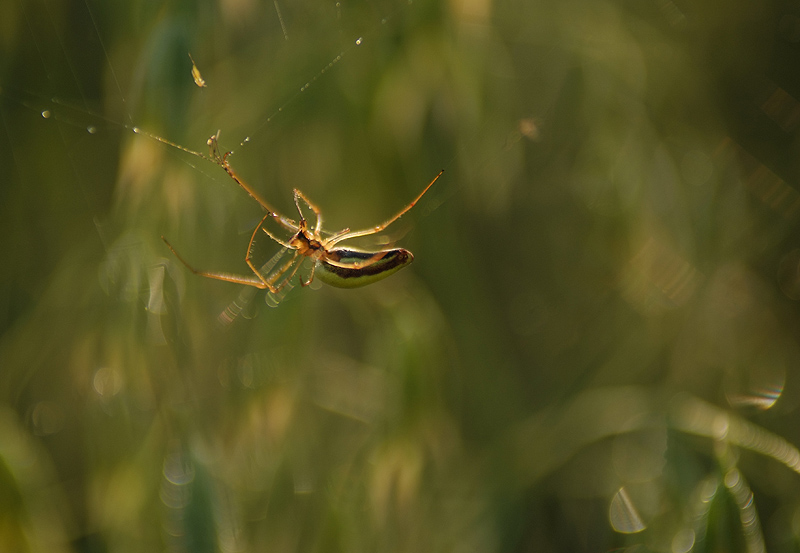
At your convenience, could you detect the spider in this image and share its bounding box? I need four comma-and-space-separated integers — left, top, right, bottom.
162, 132, 443, 294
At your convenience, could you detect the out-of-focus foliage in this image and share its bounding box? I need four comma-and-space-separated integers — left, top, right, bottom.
2, 0, 800, 551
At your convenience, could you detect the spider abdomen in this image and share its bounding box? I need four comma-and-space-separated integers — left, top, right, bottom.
315, 248, 414, 288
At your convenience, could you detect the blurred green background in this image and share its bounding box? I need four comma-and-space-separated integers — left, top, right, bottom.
3, 0, 800, 551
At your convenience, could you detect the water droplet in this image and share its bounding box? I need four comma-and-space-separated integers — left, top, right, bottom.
672, 529, 696, 553
87, 126, 97, 134
243, 136, 250, 143
162, 451, 195, 486
724, 351, 786, 411
355, 37, 363, 45
132, 126, 140, 134
93, 366, 123, 398
30, 401, 65, 436
609, 487, 646, 534
41, 110, 51, 119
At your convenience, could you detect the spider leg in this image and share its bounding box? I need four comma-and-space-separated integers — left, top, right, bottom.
300, 260, 318, 287
327, 169, 443, 246
251, 212, 293, 249
266, 251, 303, 293
322, 227, 351, 246
293, 189, 324, 233
207, 132, 299, 232
162, 236, 272, 289
245, 214, 299, 292
270, 252, 306, 292
261, 226, 292, 247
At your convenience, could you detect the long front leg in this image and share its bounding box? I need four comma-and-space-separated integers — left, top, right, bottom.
207, 132, 299, 232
